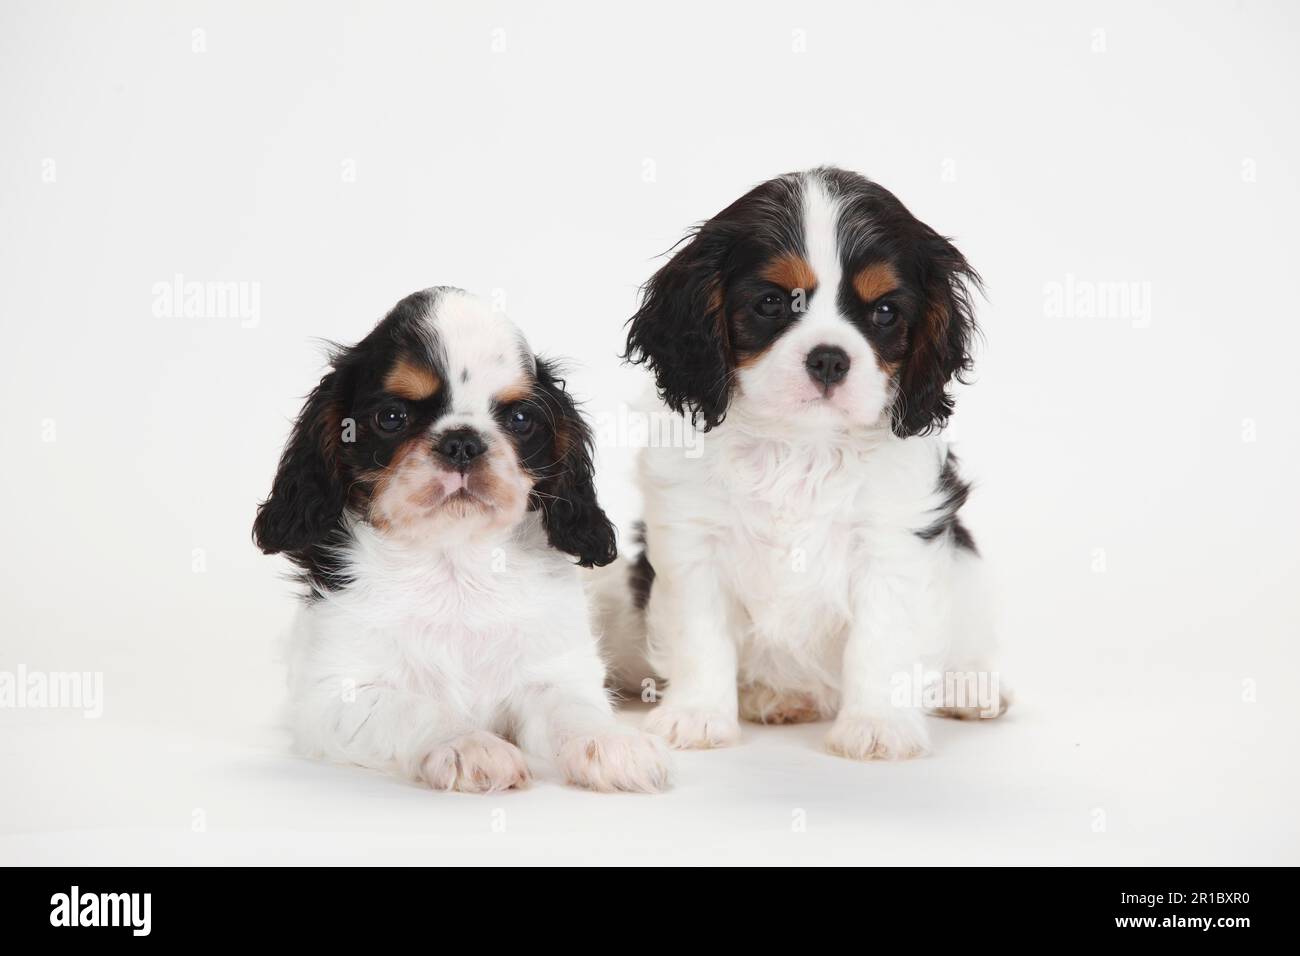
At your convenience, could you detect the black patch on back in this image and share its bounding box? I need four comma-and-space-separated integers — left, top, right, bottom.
629, 521, 655, 609
915, 451, 978, 553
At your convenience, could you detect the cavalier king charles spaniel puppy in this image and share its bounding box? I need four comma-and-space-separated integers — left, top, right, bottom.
254, 287, 671, 793
594, 167, 1010, 761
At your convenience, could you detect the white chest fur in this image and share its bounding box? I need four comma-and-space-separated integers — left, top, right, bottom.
640, 418, 956, 696
294, 516, 583, 722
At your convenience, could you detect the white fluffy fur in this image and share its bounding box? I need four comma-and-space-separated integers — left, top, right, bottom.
284, 293, 671, 792
595, 179, 1006, 759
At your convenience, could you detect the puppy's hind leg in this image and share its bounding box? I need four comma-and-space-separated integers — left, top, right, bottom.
585, 556, 658, 697
929, 549, 1012, 721
738, 684, 828, 725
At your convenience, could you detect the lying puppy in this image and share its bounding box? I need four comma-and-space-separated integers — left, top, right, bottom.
254, 287, 671, 792
598, 167, 1009, 760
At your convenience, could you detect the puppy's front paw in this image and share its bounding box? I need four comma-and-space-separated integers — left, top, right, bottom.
421, 731, 531, 793
558, 731, 673, 793
643, 705, 740, 749
825, 712, 930, 761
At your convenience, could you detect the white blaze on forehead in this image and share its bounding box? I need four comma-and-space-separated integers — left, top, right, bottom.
800, 176, 845, 331
424, 290, 532, 415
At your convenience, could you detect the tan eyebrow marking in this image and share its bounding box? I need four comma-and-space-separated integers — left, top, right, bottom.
494, 384, 532, 406
384, 359, 440, 401
853, 262, 900, 303
761, 253, 818, 293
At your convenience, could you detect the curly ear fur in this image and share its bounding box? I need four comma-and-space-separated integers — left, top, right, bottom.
624, 231, 734, 430
531, 359, 618, 568
891, 232, 981, 437
252, 368, 348, 555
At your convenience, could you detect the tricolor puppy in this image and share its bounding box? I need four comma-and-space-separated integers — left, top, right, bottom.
254, 287, 671, 793
597, 167, 1010, 760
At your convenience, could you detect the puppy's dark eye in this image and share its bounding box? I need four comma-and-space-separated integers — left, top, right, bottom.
506, 408, 534, 435
375, 405, 408, 432
872, 303, 899, 328
756, 292, 787, 320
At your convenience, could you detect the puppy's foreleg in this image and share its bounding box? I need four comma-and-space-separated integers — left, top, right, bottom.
826, 573, 932, 761
512, 660, 673, 793
293, 681, 529, 793
641, 563, 742, 749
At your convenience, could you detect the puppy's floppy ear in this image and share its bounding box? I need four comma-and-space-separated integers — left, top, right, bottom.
624, 228, 734, 430
891, 231, 981, 437
530, 359, 618, 568
252, 362, 350, 555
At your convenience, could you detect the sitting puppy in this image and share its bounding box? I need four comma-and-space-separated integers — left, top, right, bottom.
254, 287, 671, 793
598, 167, 1009, 760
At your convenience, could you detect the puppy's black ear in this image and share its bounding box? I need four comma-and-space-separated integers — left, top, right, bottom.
891, 231, 981, 437
253, 364, 349, 555
624, 228, 734, 430
531, 359, 618, 568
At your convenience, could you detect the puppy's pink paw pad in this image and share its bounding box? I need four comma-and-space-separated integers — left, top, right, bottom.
559, 732, 673, 793
421, 731, 531, 793
643, 706, 740, 750
825, 714, 930, 761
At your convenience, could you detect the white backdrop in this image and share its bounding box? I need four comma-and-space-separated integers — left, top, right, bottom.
2, 0, 1297, 865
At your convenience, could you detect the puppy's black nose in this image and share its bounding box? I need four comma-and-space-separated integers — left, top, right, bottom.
436, 429, 486, 468
805, 345, 851, 387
